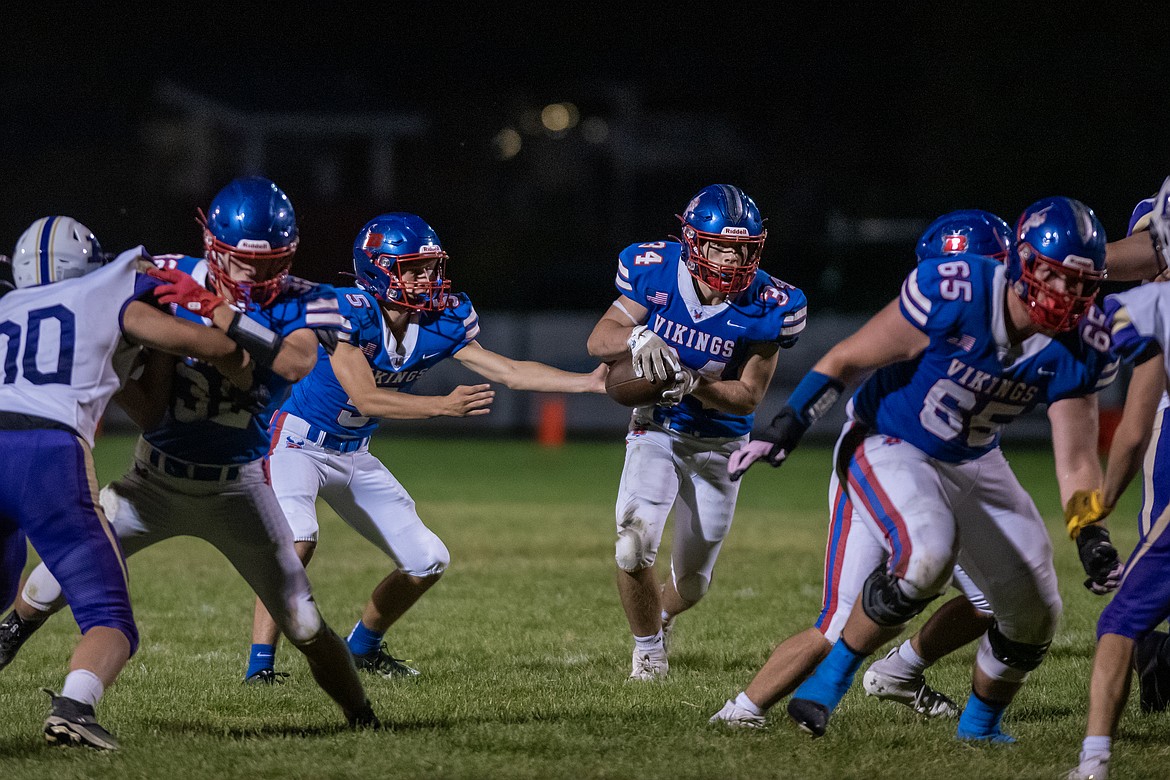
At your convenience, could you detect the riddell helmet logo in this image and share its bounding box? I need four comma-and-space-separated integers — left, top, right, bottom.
419, 244, 443, 255
237, 239, 273, 251
942, 233, 968, 253
721, 227, 750, 237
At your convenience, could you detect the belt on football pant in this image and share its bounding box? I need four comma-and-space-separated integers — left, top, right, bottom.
304, 423, 368, 453
145, 446, 242, 482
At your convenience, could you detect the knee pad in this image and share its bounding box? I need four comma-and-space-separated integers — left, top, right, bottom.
983, 622, 1050, 677
861, 566, 938, 627
615, 522, 655, 572
674, 572, 710, 603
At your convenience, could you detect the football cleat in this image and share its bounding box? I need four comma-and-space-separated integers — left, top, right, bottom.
862, 648, 960, 718
786, 697, 831, 738
0, 609, 45, 671
628, 646, 668, 681
1064, 757, 1109, 780
352, 643, 421, 678
42, 689, 119, 750
709, 698, 766, 729
243, 668, 290, 685
1133, 630, 1170, 713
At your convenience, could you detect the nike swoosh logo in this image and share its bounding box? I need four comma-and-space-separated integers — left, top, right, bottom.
726, 321, 747, 329
1037, 367, 1056, 376
422, 352, 442, 360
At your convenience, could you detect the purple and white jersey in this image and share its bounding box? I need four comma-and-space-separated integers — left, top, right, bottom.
851, 255, 1117, 462
144, 255, 345, 464
614, 240, 807, 438
0, 247, 160, 446
279, 287, 480, 440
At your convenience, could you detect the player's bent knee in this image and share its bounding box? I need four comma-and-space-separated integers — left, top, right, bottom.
402, 536, 450, 577
279, 600, 325, 645
674, 572, 709, 603
977, 623, 1050, 682
615, 526, 655, 572
861, 566, 939, 627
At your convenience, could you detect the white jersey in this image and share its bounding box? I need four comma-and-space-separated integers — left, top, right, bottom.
0, 248, 153, 446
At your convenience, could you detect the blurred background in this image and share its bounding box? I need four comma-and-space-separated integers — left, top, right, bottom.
2, 5, 1164, 441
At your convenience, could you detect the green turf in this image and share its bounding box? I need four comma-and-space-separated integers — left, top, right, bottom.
1, 434, 1164, 779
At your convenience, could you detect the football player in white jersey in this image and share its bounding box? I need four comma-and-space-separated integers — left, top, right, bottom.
727, 197, 1119, 742
244, 212, 606, 682
0, 216, 248, 749
4, 179, 380, 730
586, 184, 808, 681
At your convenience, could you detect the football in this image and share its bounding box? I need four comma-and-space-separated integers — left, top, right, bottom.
605, 354, 669, 407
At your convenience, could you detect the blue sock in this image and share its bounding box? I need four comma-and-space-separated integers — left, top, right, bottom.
347, 621, 384, 657
246, 643, 276, 678
956, 692, 1014, 743
791, 638, 868, 711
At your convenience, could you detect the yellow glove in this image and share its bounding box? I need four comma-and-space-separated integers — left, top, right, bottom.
1064, 489, 1113, 539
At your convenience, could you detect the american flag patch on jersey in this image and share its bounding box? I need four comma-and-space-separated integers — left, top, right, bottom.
646, 291, 668, 305
360, 342, 378, 358
947, 334, 977, 351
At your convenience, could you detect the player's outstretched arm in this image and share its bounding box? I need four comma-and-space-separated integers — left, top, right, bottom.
1106, 232, 1164, 283
587, 297, 648, 361
1050, 394, 1123, 595
329, 341, 494, 419
111, 349, 179, 430
452, 340, 607, 393
1102, 352, 1166, 507
689, 344, 779, 416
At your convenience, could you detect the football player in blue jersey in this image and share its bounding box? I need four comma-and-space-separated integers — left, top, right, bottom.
586, 184, 808, 681
710, 209, 1011, 729
728, 196, 1120, 742
1066, 178, 1170, 780
244, 212, 606, 682
4, 179, 380, 728
0, 216, 251, 749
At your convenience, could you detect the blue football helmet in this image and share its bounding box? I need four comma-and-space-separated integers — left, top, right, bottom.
916, 209, 1012, 264
199, 176, 298, 308
11, 216, 105, 288
678, 184, 766, 296
352, 213, 451, 311
1008, 196, 1106, 331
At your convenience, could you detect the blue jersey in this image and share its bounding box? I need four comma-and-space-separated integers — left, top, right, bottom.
851, 255, 1117, 462
144, 256, 345, 464
615, 240, 807, 437
279, 287, 480, 440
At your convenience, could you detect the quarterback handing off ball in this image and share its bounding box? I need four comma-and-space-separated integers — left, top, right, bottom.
605, 353, 670, 406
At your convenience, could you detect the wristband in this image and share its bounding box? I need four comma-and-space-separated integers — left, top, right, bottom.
227, 312, 283, 368
787, 370, 846, 425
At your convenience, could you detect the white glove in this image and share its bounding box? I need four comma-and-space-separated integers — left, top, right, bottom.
627, 325, 681, 384
659, 367, 700, 405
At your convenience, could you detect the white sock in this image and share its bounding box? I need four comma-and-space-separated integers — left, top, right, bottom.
634, 631, 664, 652
897, 640, 928, 673
61, 669, 105, 709
735, 691, 765, 716
1080, 735, 1112, 763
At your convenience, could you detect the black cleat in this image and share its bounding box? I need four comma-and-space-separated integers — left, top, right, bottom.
1134, 630, 1170, 713
243, 668, 290, 685
353, 643, 420, 678
787, 697, 831, 738
42, 689, 119, 750
347, 699, 382, 729
0, 609, 45, 671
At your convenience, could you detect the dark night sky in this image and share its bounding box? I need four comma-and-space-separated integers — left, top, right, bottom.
2, 5, 1166, 311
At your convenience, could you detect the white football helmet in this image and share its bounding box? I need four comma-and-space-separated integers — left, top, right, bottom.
12, 216, 104, 288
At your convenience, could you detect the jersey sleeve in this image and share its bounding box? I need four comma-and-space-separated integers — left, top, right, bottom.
614, 241, 679, 307
752, 274, 808, 347
1104, 285, 1165, 363
332, 288, 382, 347
1129, 195, 1157, 236
449, 293, 480, 354
898, 258, 967, 336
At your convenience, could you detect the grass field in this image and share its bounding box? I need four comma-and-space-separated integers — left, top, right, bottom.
1, 434, 1165, 779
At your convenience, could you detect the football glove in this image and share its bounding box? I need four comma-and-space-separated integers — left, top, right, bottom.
149, 267, 225, 317
627, 325, 681, 384
658, 366, 700, 406
1076, 524, 1123, 595
727, 407, 808, 481
1064, 489, 1113, 540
